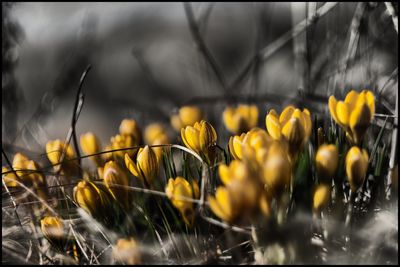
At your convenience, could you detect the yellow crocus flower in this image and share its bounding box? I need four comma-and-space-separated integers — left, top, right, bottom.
345, 146, 369, 192
329, 90, 375, 145
241, 128, 274, 165
111, 134, 137, 160
125, 145, 158, 187
228, 132, 246, 160
165, 177, 200, 226
222, 104, 258, 134
208, 186, 239, 224
41, 216, 64, 241
181, 120, 217, 164
171, 105, 203, 131
73, 180, 111, 218
46, 140, 78, 175
119, 119, 142, 144
313, 184, 331, 211
2, 166, 19, 187
265, 106, 311, 157
103, 161, 130, 209
113, 238, 141, 265
315, 144, 338, 179
144, 123, 169, 145
263, 147, 292, 197
80, 132, 102, 166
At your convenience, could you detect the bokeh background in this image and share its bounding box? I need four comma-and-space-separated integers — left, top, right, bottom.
2, 2, 398, 156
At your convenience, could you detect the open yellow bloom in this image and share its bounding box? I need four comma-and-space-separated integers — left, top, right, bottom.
41, 216, 64, 241
73, 180, 111, 218
46, 140, 78, 175
113, 238, 141, 265
165, 177, 200, 226
103, 161, 130, 208
329, 90, 375, 145
119, 119, 142, 144
265, 106, 311, 156
345, 146, 369, 192
313, 184, 331, 211
111, 134, 137, 160
125, 145, 158, 187
315, 144, 338, 179
80, 132, 102, 166
181, 120, 217, 164
171, 105, 203, 131
222, 104, 258, 134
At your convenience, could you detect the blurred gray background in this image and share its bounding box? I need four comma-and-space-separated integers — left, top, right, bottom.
2, 2, 398, 154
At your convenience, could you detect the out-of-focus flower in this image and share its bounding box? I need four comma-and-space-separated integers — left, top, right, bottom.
241, 128, 274, 165
345, 146, 369, 192
125, 145, 158, 187
181, 120, 217, 164
2, 166, 19, 187
41, 216, 64, 241
151, 134, 170, 163
228, 132, 246, 160
102, 144, 114, 162
263, 146, 292, 197
166, 177, 200, 226
73, 180, 111, 218
103, 161, 130, 209
144, 123, 169, 145
111, 134, 137, 160
80, 132, 102, 166
313, 184, 331, 211
265, 106, 311, 157
46, 140, 78, 175
113, 238, 141, 265
119, 119, 142, 144
208, 186, 239, 224
222, 104, 258, 134
329, 90, 375, 145
315, 144, 338, 179
171, 106, 203, 132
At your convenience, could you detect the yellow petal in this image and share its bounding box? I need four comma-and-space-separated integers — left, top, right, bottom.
266, 114, 281, 140
223, 107, 237, 134
124, 153, 140, 178
313, 184, 331, 211
179, 106, 203, 127
328, 96, 340, 125
184, 126, 200, 152
279, 105, 295, 126
349, 100, 371, 145
171, 114, 183, 132
344, 90, 360, 111
336, 101, 350, 126
218, 164, 230, 185
315, 144, 338, 178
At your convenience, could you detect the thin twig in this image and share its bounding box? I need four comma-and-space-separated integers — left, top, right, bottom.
183, 2, 228, 92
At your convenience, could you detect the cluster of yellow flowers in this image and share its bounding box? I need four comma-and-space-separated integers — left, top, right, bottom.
2, 89, 377, 258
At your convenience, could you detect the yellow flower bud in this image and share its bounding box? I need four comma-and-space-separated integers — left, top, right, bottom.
111, 134, 137, 160
103, 161, 130, 209
171, 106, 203, 131
73, 180, 111, 218
125, 145, 158, 187
228, 132, 246, 160
46, 140, 77, 175
181, 120, 217, 164
345, 146, 369, 192
41, 216, 64, 241
313, 184, 331, 211
80, 132, 102, 166
222, 104, 258, 134
315, 144, 338, 179
119, 119, 142, 144
263, 149, 291, 197
329, 90, 375, 145
144, 123, 169, 145
265, 106, 311, 157
112, 238, 141, 265
2, 166, 19, 187
165, 177, 199, 226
